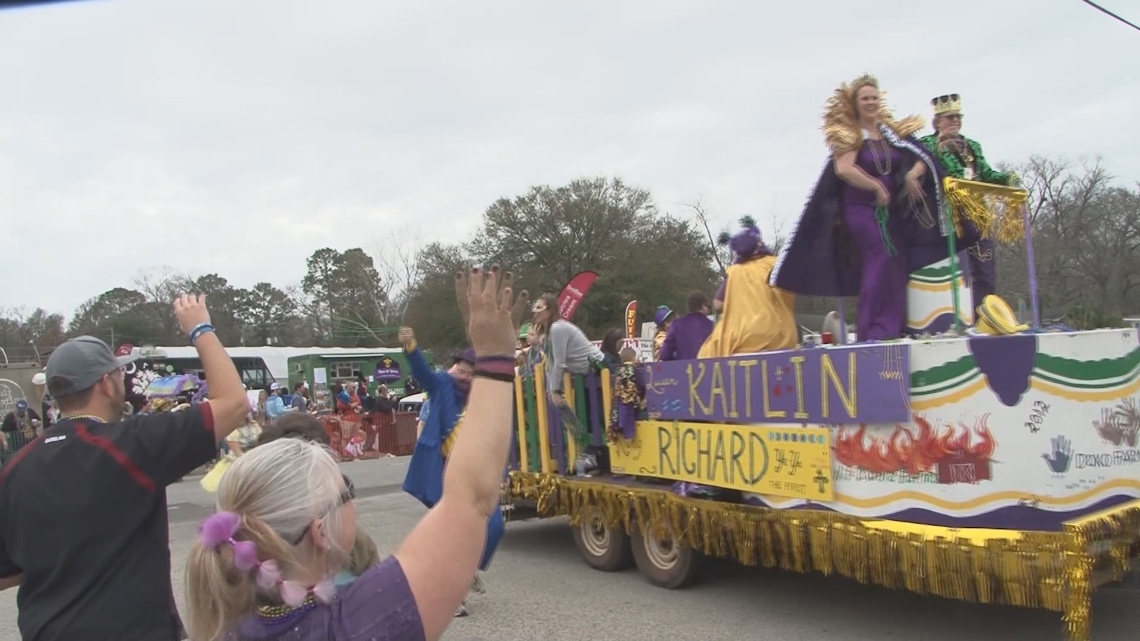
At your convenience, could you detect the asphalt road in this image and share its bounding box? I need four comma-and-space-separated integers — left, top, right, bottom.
1, 457, 1137, 640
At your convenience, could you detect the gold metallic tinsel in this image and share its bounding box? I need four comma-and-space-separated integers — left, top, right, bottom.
942, 177, 1030, 244
1060, 505, 1140, 641
507, 471, 1140, 641
822, 75, 924, 156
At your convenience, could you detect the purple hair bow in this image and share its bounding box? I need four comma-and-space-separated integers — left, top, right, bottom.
199, 511, 259, 571
198, 510, 336, 607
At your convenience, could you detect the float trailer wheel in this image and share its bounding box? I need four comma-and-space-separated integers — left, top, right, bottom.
630, 524, 704, 589
571, 508, 633, 572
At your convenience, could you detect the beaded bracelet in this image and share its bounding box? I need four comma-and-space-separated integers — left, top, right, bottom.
189, 323, 216, 345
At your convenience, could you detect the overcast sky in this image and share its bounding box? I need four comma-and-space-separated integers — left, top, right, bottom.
2, 0, 1138, 319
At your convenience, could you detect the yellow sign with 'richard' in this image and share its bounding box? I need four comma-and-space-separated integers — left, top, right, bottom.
609, 420, 835, 501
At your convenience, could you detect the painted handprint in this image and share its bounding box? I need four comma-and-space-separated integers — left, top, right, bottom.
1041, 435, 1072, 474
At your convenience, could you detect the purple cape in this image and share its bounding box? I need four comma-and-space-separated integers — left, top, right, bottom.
770, 130, 980, 297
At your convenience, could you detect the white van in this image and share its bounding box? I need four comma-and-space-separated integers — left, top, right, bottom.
398, 392, 425, 414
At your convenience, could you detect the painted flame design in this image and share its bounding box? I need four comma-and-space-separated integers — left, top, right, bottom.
832, 414, 996, 475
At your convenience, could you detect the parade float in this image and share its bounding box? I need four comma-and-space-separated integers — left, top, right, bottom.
502, 177, 1140, 641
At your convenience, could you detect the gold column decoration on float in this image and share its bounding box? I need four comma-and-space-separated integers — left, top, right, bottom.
508, 471, 1140, 641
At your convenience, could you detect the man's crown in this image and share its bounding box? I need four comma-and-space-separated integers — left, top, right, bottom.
931, 93, 962, 116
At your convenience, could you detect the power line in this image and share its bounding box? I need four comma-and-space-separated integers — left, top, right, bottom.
1082, 0, 1140, 32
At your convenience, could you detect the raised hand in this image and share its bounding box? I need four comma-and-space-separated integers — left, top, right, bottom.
398, 327, 416, 348
458, 266, 521, 358
172, 294, 211, 336
455, 266, 529, 343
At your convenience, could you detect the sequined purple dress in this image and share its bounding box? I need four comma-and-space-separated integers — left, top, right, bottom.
841, 140, 910, 340
233, 557, 425, 641
770, 125, 977, 342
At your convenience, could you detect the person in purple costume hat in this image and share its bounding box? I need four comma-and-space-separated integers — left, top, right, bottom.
182, 266, 528, 641
769, 74, 979, 342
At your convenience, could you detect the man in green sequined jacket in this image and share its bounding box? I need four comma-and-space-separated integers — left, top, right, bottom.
919, 93, 1017, 314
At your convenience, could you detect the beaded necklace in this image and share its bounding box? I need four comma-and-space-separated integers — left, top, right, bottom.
256, 596, 317, 624
866, 138, 892, 175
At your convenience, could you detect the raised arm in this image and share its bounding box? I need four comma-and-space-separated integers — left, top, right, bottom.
399, 327, 445, 395
395, 267, 524, 641
173, 295, 250, 443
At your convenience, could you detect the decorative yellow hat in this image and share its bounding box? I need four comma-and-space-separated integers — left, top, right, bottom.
975, 295, 1028, 336
931, 93, 962, 116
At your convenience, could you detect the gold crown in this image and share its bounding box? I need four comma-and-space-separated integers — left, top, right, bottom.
851, 73, 878, 89
931, 93, 962, 115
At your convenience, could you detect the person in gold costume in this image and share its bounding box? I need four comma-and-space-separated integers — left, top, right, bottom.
699, 217, 798, 357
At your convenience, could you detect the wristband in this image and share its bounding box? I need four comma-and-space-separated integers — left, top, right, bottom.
474, 371, 515, 383
475, 355, 515, 363
474, 359, 516, 380
189, 323, 216, 345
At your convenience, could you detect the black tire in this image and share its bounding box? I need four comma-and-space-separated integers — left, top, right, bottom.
571, 508, 633, 572
630, 523, 704, 589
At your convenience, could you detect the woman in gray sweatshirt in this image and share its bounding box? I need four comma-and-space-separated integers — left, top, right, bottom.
532, 293, 605, 472
531, 293, 604, 407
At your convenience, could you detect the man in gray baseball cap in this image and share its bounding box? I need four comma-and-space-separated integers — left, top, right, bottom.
44, 336, 139, 410
0, 295, 254, 641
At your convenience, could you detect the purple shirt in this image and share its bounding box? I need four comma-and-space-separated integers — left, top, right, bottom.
659, 312, 715, 361
233, 556, 424, 640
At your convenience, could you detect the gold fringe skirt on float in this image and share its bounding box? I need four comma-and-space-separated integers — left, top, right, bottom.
942, 177, 1030, 244
508, 471, 1140, 641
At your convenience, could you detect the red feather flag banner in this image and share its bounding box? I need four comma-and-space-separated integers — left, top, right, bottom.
624, 301, 638, 338
557, 271, 598, 321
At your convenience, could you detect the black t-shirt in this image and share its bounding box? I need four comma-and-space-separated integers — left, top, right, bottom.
374, 396, 394, 413
0, 405, 218, 641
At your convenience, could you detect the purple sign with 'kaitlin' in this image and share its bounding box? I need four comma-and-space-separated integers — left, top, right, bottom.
640, 344, 910, 425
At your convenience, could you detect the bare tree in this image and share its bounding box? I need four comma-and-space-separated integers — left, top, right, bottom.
768, 217, 788, 255
132, 267, 193, 304
684, 198, 730, 276
285, 284, 329, 343
369, 226, 424, 326
684, 198, 789, 277
996, 155, 1140, 320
